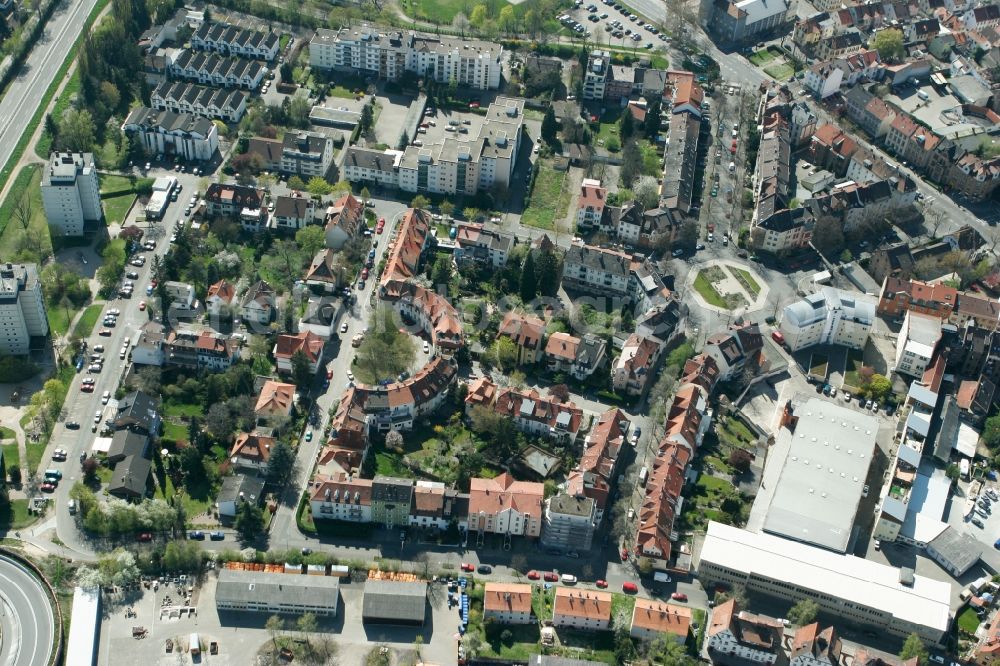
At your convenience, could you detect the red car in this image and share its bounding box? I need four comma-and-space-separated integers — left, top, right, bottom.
150, 279, 158, 288
671, 592, 688, 602
595, 579, 608, 588
543, 572, 558, 582
326, 369, 333, 379
461, 563, 475, 572
137, 532, 153, 542
40, 482, 56, 493
138, 300, 146, 311
98, 329, 112, 336
469, 101, 480, 108
80, 385, 94, 393
527, 570, 540, 580
622, 582, 638, 594
621, 548, 629, 561
376, 224, 384, 234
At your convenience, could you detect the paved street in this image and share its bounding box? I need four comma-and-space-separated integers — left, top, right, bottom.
0, 554, 55, 666
0, 0, 99, 185
47, 170, 203, 558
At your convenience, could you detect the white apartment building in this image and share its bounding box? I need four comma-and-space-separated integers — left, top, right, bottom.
343, 97, 524, 195
0, 264, 48, 355
894, 311, 941, 377
40, 152, 102, 237
122, 107, 219, 162
562, 243, 632, 297
552, 588, 612, 631
310, 27, 502, 90
779, 287, 876, 352
483, 583, 534, 625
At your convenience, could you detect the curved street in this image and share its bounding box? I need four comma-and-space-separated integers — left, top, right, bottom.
0, 554, 55, 666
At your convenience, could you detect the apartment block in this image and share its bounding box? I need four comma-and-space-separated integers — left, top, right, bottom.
483, 583, 534, 625
467, 473, 544, 538
552, 588, 612, 631
780, 287, 875, 352
310, 26, 502, 89
122, 107, 220, 162
248, 132, 334, 178
0, 264, 48, 355
40, 152, 102, 237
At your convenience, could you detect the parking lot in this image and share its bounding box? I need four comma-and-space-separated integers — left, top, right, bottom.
560, 0, 669, 49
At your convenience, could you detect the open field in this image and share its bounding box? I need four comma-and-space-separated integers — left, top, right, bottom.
521, 163, 572, 231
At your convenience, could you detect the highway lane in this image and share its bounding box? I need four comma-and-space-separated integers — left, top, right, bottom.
0, 0, 98, 179
49, 171, 201, 557
0, 555, 55, 666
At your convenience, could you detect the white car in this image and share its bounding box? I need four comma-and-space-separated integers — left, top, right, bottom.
102, 391, 111, 405
347, 371, 354, 382
93, 411, 102, 423
423, 341, 430, 353
340, 322, 349, 334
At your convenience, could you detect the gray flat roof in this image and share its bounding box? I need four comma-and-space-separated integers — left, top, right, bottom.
362, 580, 427, 622
763, 397, 878, 552
928, 525, 982, 575
216, 569, 340, 607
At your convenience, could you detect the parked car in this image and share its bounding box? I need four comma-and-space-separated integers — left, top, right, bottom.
137, 532, 153, 542
671, 592, 688, 602
621, 548, 629, 561
527, 570, 540, 580
40, 482, 56, 492
188, 531, 205, 540
622, 582, 639, 593
210, 531, 224, 541
543, 571, 559, 582
460, 563, 475, 572
595, 579, 608, 588
973, 518, 985, 528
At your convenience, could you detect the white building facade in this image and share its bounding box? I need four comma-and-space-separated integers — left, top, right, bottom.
779, 287, 876, 352
40, 152, 102, 237
0, 264, 48, 355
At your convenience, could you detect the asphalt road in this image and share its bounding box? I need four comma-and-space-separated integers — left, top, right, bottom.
49, 170, 202, 557
0, 0, 99, 179
0, 555, 55, 666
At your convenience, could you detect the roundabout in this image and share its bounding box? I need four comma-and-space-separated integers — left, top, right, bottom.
0, 553, 56, 666
687, 259, 770, 314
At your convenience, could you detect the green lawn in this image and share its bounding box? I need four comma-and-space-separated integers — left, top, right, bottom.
958, 606, 981, 634
1, 443, 20, 469
0, 426, 16, 441
594, 122, 622, 151
764, 63, 796, 81
35, 70, 82, 158
728, 266, 761, 297
71, 304, 103, 339
47, 305, 76, 338
693, 270, 729, 309
809, 353, 829, 379
102, 194, 136, 226
0, 499, 35, 530
522, 163, 572, 230
843, 349, 865, 389
25, 440, 46, 475
163, 401, 204, 418
0, 164, 53, 263
328, 85, 357, 99
161, 421, 188, 444
748, 49, 775, 66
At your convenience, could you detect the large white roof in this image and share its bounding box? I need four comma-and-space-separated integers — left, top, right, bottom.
700, 522, 952, 634
762, 397, 878, 552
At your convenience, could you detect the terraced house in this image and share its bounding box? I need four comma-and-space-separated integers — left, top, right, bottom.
191, 21, 280, 61
309, 26, 502, 89
121, 108, 219, 161
168, 49, 266, 90
151, 81, 248, 123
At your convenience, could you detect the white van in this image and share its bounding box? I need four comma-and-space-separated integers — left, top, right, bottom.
190, 634, 200, 654
653, 572, 672, 583
639, 466, 649, 487
561, 574, 578, 584
917, 90, 929, 101
728, 161, 736, 174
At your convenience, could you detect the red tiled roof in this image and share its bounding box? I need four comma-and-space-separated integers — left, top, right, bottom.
468, 473, 544, 519
230, 432, 275, 463
207, 279, 235, 304
254, 379, 296, 415
274, 330, 325, 363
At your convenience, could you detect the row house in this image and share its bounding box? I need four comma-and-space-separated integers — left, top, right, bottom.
229, 432, 275, 473
191, 21, 280, 61
704, 321, 763, 381
707, 599, 787, 666
953, 292, 1000, 331
562, 243, 632, 298
467, 472, 544, 538
464, 377, 583, 443
273, 194, 317, 232
150, 81, 248, 123
380, 279, 464, 355
631, 600, 692, 643
410, 481, 462, 529
804, 176, 917, 234
614, 203, 679, 251
661, 111, 701, 214
552, 588, 612, 631
168, 49, 266, 90
576, 179, 607, 230
164, 327, 239, 370
204, 183, 266, 228
342, 147, 403, 188
846, 145, 906, 185
612, 333, 664, 396
248, 132, 335, 179
751, 207, 814, 254
274, 330, 325, 374
309, 472, 374, 523
497, 311, 546, 365
844, 86, 897, 138
354, 356, 457, 432
206, 279, 236, 317
317, 388, 372, 477
483, 583, 534, 625
544, 407, 633, 552
543, 332, 607, 380
791, 623, 842, 666
323, 193, 365, 249
453, 223, 515, 268
254, 379, 296, 423
241, 280, 276, 326
121, 107, 219, 162
964, 4, 1000, 29
310, 27, 502, 90
382, 208, 432, 283
809, 123, 859, 177
816, 30, 864, 60
877, 276, 958, 320
304, 249, 343, 293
